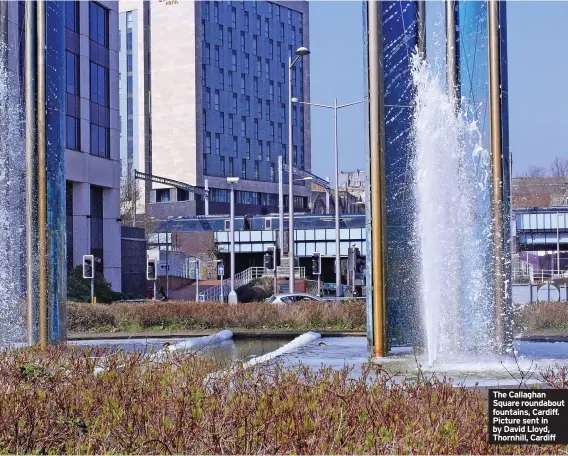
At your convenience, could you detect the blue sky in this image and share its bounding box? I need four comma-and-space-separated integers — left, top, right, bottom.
307, 1, 568, 180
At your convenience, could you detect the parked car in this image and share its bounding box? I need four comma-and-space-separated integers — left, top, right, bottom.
266, 293, 325, 304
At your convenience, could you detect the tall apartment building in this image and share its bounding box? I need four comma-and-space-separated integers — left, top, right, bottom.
119, 0, 311, 217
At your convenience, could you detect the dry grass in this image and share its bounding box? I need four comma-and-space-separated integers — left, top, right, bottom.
68, 300, 366, 333
1, 345, 565, 454
515, 301, 568, 333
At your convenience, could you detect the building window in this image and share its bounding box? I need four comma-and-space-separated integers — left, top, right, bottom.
293, 145, 298, 165
66, 116, 80, 150
231, 7, 236, 27
220, 156, 226, 176
205, 132, 211, 154
264, 18, 269, 38
269, 81, 274, 100
266, 100, 271, 120
90, 2, 108, 47
203, 109, 207, 131
246, 96, 250, 116
228, 27, 233, 48
280, 63, 285, 81
256, 15, 261, 34
292, 26, 296, 46
220, 112, 225, 133
245, 54, 249, 74
269, 39, 274, 59
214, 89, 220, 110
277, 42, 282, 62
268, 3, 273, 16
214, 1, 219, 22
265, 142, 271, 161
219, 24, 224, 44
229, 157, 234, 176
214, 45, 220, 66
275, 5, 280, 21
299, 28, 303, 45
282, 144, 287, 162
231, 51, 237, 71
278, 123, 282, 143
240, 74, 246, 94
271, 163, 275, 182
205, 88, 210, 109
233, 136, 238, 155
66, 1, 79, 32
264, 59, 270, 79
256, 57, 261, 77
270, 122, 274, 141
201, 20, 206, 42
277, 82, 282, 102
228, 71, 233, 91
253, 35, 257, 55
232, 93, 237, 112
241, 116, 246, 137
229, 114, 234, 134
127, 54, 133, 72
240, 31, 245, 52
280, 22, 285, 41
292, 67, 297, 86
203, 154, 208, 175
245, 138, 251, 158
66, 51, 79, 95
288, 10, 292, 24
242, 159, 247, 179
254, 118, 259, 139
202, 65, 206, 86
244, 11, 249, 31
90, 186, 104, 272
219, 68, 224, 88
293, 105, 297, 125
253, 77, 258, 97
90, 62, 108, 106
254, 161, 260, 180
280, 103, 285, 121
257, 141, 262, 160
90, 124, 108, 158
215, 133, 221, 155
300, 146, 304, 169
204, 43, 210, 64
203, 2, 209, 20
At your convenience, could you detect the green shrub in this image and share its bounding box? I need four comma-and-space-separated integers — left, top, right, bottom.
67, 266, 126, 304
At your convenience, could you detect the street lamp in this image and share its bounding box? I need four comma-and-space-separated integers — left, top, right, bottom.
288, 46, 310, 293
227, 176, 239, 304
292, 97, 366, 296
293, 177, 313, 183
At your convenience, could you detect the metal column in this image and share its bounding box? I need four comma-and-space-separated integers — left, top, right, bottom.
25, 0, 38, 346
367, 0, 387, 358
417, 1, 426, 58
446, 1, 459, 102
37, 0, 47, 348
488, 0, 509, 353
278, 155, 284, 252
287, 55, 295, 293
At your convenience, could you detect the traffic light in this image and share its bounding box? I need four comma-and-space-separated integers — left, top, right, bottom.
82, 255, 94, 279
312, 252, 321, 275
147, 258, 157, 281
264, 245, 275, 270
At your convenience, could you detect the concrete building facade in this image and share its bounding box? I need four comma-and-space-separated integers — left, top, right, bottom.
119, 0, 311, 218
1, 1, 122, 292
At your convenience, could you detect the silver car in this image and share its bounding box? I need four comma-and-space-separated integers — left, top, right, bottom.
266, 293, 325, 304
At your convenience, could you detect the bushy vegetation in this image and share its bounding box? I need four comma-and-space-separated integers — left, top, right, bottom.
67, 266, 127, 304
1, 345, 566, 454
68, 300, 366, 333
515, 301, 568, 334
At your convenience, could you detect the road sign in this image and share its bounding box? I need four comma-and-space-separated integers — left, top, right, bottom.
217, 263, 224, 277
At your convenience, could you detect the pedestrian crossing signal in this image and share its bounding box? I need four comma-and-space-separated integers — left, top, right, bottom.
147, 259, 157, 281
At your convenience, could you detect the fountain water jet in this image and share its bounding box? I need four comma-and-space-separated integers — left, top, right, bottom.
411, 52, 494, 366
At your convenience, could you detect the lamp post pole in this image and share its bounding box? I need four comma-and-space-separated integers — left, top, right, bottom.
227, 177, 239, 304
278, 155, 284, 253
292, 98, 366, 296
287, 54, 295, 292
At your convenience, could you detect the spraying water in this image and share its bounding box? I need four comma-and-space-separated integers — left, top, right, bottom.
0, 42, 27, 346
411, 53, 493, 366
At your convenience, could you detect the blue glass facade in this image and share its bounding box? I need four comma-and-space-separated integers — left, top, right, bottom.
200, 1, 307, 188
46, 0, 67, 341
363, 1, 420, 347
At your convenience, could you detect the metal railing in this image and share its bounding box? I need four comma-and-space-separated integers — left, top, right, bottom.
197, 266, 305, 301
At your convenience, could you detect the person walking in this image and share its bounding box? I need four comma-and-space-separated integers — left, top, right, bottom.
158, 286, 168, 302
